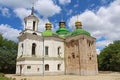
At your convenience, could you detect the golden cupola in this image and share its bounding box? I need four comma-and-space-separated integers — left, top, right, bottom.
75, 20, 82, 29
71, 16, 90, 36
45, 21, 52, 30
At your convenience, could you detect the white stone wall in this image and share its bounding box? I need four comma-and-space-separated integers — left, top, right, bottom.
24, 18, 39, 31
44, 60, 64, 72
26, 20, 33, 30
16, 59, 65, 75
42, 37, 65, 75
17, 37, 65, 58
43, 38, 64, 58
17, 38, 44, 58
17, 42, 22, 58
16, 36, 65, 75
16, 60, 43, 75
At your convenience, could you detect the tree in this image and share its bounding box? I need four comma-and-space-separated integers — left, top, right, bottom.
98, 40, 120, 71
0, 34, 18, 73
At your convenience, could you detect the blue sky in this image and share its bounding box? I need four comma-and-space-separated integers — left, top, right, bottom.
0, 0, 120, 54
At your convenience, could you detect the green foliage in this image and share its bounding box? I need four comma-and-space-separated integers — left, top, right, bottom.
0, 76, 16, 80
0, 73, 5, 77
0, 34, 18, 73
98, 40, 120, 71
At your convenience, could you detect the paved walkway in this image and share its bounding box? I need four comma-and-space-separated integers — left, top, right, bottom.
5, 72, 120, 80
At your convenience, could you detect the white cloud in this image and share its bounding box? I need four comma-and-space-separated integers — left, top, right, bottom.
38, 18, 57, 32
0, 24, 21, 42
38, 18, 48, 32
0, 0, 61, 17
68, 0, 120, 50
58, 0, 71, 5
14, 8, 31, 20
96, 40, 112, 48
0, 0, 33, 8
74, 4, 79, 8
35, 0, 61, 17
96, 49, 101, 55
0, 7, 11, 17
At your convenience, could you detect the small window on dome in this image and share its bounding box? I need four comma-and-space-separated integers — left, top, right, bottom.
33, 21, 36, 31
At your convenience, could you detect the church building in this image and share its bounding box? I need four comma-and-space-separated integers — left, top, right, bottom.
16, 6, 98, 76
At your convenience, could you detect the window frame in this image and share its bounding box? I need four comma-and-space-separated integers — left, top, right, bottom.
45, 64, 49, 71
45, 46, 49, 56
32, 43, 36, 56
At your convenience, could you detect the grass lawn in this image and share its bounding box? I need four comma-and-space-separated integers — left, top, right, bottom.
0, 77, 9, 80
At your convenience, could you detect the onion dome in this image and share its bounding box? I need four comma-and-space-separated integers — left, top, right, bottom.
75, 20, 82, 29
71, 20, 90, 36
56, 20, 69, 37
42, 21, 56, 36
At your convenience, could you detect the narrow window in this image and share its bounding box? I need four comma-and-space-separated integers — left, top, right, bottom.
58, 64, 61, 70
58, 47, 60, 55
21, 43, 23, 55
33, 21, 36, 31
45, 64, 49, 71
21, 43, 23, 48
72, 53, 75, 59
32, 43, 36, 55
88, 41, 91, 47
20, 65, 22, 75
37, 68, 39, 71
27, 66, 31, 69
89, 57, 91, 60
45, 46, 48, 56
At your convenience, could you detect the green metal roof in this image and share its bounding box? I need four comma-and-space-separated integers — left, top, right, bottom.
42, 30, 55, 36
71, 28, 90, 36
56, 28, 69, 35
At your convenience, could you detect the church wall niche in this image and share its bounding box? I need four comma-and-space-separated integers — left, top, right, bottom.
32, 43, 36, 56
33, 21, 36, 31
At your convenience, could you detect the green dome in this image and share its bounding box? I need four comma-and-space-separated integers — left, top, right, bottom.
42, 30, 56, 36
56, 28, 69, 35
71, 28, 90, 36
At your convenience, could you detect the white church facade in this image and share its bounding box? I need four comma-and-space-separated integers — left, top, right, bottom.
16, 7, 98, 76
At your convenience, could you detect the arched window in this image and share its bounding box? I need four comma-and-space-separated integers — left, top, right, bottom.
45, 64, 49, 71
32, 43, 36, 55
33, 33, 37, 35
58, 47, 61, 56
33, 21, 36, 31
57, 64, 61, 70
